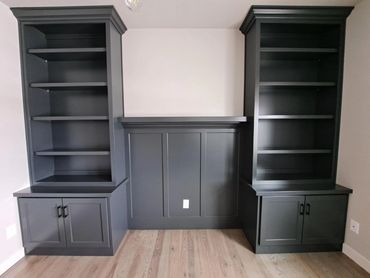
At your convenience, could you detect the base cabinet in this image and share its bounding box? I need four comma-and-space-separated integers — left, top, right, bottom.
257, 194, 348, 253
19, 198, 111, 254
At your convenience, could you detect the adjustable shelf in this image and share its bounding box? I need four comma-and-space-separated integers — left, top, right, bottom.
258, 115, 334, 120
32, 116, 108, 121
257, 149, 332, 154
36, 174, 113, 185
260, 47, 338, 53
259, 82, 337, 87
28, 47, 107, 61
30, 82, 107, 90
35, 149, 110, 156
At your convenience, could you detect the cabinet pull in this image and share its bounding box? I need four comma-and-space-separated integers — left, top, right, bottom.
57, 206, 63, 218
306, 203, 311, 215
299, 203, 305, 215
62, 206, 69, 218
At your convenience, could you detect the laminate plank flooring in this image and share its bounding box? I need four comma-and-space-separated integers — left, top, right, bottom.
2, 229, 369, 278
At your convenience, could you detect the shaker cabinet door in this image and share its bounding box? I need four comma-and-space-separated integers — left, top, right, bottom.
63, 198, 110, 248
260, 196, 305, 246
18, 198, 66, 250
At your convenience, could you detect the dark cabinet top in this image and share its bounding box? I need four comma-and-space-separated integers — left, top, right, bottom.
240, 5, 354, 34
13, 178, 128, 198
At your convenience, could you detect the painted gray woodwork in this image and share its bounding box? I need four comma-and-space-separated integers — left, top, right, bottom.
12, 6, 126, 187
260, 196, 304, 246
239, 6, 353, 253
63, 198, 110, 248
18, 198, 66, 250
204, 132, 238, 217
17, 180, 128, 256
126, 127, 240, 228
302, 195, 348, 244
129, 133, 164, 220
168, 133, 201, 217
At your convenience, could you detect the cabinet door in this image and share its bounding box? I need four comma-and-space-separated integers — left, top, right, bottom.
260, 196, 305, 246
302, 195, 348, 245
18, 198, 66, 250
63, 198, 110, 248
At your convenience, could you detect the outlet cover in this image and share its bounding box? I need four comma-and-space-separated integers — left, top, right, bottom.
6, 224, 17, 240
350, 219, 360, 234
183, 199, 189, 209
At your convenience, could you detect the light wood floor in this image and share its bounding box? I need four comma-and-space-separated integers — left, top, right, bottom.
2, 229, 369, 278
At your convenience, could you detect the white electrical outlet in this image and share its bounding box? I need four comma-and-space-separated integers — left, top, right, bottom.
350, 219, 360, 234
183, 199, 189, 209
6, 224, 17, 240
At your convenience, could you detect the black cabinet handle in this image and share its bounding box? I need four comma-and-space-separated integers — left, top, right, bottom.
306, 203, 311, 215
299, 203, 305, 215
57, 206, 63, 218
62, 206, 69, 218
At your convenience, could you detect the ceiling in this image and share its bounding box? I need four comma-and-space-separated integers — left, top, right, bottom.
0, 0, 361, 28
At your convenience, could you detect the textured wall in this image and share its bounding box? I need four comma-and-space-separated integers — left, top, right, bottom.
0, 2, 28, 275
337, 0, 370, 269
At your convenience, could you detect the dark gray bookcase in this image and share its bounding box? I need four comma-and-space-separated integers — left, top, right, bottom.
13, 6, 127, 187
239, 6, 354, 254
240, 6, 352, 187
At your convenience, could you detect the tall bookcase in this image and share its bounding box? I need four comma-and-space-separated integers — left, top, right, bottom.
239, 6, 354, 254
240, 6, 352, 188
13, 6, 126, 187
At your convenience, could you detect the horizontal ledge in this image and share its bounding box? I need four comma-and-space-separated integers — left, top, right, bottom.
260, 47, 338, 53
258, 149, 332, 154
30, 82, 108, 89
32, 116, 109, 121
28, 47, 107, 54
259, 82, 336, 87
35, 149, 110, 156
120, 116, 247, 126
259, 115, 334, 120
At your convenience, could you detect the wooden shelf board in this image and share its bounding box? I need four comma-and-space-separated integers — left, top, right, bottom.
258, 115, 334, 120
30, 82, 107, 89
258, 149, 332, 154
35, 149, 110, 156
28, 47, 106, 61
32, 116, 109, 121
259, 82, 336, 87
260, 47, 338, 53
36, 174, 112, 184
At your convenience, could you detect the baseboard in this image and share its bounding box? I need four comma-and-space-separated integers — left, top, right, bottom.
0, 248, 24, 276
343, 243, 370, 274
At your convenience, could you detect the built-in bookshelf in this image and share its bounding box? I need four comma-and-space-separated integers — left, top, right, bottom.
18, 10, 126, 186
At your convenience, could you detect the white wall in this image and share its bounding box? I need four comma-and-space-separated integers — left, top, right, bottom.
0, 2, 28, 275
122, 29, 244, 116
337, 0, 370, 272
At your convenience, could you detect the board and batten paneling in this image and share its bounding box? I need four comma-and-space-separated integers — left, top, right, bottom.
127, 128, 240, 228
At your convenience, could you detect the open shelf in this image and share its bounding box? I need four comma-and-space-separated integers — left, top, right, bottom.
35, 149, 110, 156
30, 82, 107, 90
259, 115, 334, 120
36, 174, 112, 184
260, 47, 338, 53
259, 82, 336, 87
32, 116, 108, 121
28, 47, 107, 61
257, 149, 332, 154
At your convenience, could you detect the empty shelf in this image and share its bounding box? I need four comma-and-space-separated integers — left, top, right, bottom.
256, 172, 330, 181
260, 47, 338, 53
28, 47, 106, 61
30, 82, 107, 89
258, 115, 334, 120
35, 149, 110, 156
258, 149, 332, 154
36, 174, 112, 184
32, 116, 109, 121
259, 82, 336, 87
